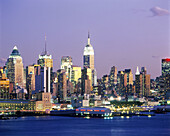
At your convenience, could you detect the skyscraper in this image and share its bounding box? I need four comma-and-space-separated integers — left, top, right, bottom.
162, 58, 170, 76
35, 65, 51, 93
135, 67, 150, 98
101, 75, 109, 91
135, 66, 140, 97
83, 32, 94, 70
83, 32, 97, 86
6, 46, 24, 88
117, 69, 133, 99
109, 66, 117, 88
81, 67, 92, 95
61, 56, 72, 81
161, 58, 170, 99
37, 36, 53, 93
56, 69, 67, 102
71, 65, 81, 88
124, 69, 133, 86
37, 36, 53, 68
26, 65, 36, 99
117, 71, 125, 96
37, 51, 53, 68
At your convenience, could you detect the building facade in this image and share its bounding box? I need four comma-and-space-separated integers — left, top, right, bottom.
6, 46, 24, 88
83, 33, 94, 70
109, 66, 117, 89
83, 33, 97, 86
135, 67, 150, 98
161, 58, 170, 99
61, 56, 72, 81
37, 40, 53, 93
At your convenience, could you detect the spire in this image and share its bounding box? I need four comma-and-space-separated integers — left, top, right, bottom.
87, 31, 90, 45
13, 45, 18, 50
45, 34, 47, 55
136, 66, 140, 75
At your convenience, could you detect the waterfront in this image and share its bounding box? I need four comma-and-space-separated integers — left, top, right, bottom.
0, 113, 169, 136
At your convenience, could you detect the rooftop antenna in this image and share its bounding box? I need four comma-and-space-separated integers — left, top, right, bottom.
45, 34, 47, 55
88, 31, 90, 45
88, 31, 90, 38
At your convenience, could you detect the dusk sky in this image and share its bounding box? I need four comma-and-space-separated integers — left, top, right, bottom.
0, 0, 169, 79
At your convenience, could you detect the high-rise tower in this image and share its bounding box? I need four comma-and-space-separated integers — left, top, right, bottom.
162, 58, 170, 76
109, 66, 117, 88
83, 32, 97, 87
6, 46, 24, 88
83, 32, 94, 70
161, 58, 170, 99
61, 56, 72, 80
37, 36, 53, 93
135, 66, 140, 97
135, 67, 150, 98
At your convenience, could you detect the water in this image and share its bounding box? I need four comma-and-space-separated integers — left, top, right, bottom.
0, 113, 170, 136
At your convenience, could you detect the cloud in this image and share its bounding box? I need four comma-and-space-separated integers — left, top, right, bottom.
150, 7, 170, 16
0, 58, 6, 64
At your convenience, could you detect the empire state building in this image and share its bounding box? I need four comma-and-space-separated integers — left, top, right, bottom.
83, 33, 94, 70
83, 33, 97, 86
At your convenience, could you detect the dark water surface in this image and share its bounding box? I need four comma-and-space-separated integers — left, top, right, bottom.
0, 113, 170, 136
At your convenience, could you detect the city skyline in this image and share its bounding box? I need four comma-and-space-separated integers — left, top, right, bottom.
0, 2, 170, 135
0, 0, 170, 79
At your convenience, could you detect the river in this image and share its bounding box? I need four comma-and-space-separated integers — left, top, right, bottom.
0, 113, 170, 136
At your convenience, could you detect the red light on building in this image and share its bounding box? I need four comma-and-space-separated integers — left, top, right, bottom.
165, 58, 170, 62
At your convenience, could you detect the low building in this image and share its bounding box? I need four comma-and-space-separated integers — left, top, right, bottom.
82, 99, 89, 107
35, 92, 52, 111
0, 100, 35, 111
76, 107, 111, 117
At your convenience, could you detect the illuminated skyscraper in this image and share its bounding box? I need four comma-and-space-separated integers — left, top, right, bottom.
26, 65, 36, 99
117, 69, 134, 98
161, 58, 170, 99
135, 67, 150, 98
6, 46, 24, 88
71, 65, 81, 88
124, 69, 133, 86
37, 36, 53, 93
83, 32, 94, 70
135, 66, 140, 97
83, 32, 97, 86
81, 67, 92, 95
35, 66, 51, 93
140, 67, 150, 97
109, 66, 117, 88
61, 56, 72, 81
162, 58, 170, 76
37, 35, 53, 68
101, 74, 109, 90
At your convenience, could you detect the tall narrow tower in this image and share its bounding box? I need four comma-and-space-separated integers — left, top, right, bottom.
37, 35, 53, 93
83, 32, 94, 70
